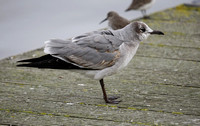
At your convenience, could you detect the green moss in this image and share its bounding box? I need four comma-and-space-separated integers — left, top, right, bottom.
48, 113, 53, 116
108, 105, 118, 108
82, 89, 88, 92
79, 102, 86, 105
127, 107, 137, 110
176, 4, 200, 12
141, 108, 148, 111
148, 43, 154, 46
151, 11, 171, 20
64, 114, 70, 117
132, 121, 152, 126
96, 104, 108, 107
23, 110, 34, 114
147, 43, 166, 47
157, 44, 165, 47
96, 104, 117, 108
5, 109, 10, 112
127, 107, 149, 112
171, 31, 185, 36
97, 116, 103, 119
172, 112, 183, 115
40, 112, 47, 115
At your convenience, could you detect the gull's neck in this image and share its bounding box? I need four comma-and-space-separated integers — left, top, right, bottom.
112, 24, 140, 43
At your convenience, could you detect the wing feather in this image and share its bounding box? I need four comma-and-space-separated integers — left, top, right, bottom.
44, 30, 123, 69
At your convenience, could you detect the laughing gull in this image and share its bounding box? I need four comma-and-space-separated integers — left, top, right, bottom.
17, 21, 164, 104
125, 0, 156, 18
99, 11, 130, 30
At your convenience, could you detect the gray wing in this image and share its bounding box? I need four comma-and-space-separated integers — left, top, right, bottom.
44, 31, 123, 69
72, 30, 114, 42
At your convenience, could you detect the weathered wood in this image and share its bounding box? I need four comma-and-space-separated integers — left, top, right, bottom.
0, 4, 200, 125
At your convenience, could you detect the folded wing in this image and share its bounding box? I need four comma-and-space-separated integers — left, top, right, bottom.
44, 30, 124, 70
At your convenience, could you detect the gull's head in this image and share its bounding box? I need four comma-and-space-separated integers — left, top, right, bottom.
130, 21, 164, 41
99, 11, 119, 24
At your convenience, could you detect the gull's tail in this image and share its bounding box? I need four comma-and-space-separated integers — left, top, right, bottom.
17, 54, 84, 69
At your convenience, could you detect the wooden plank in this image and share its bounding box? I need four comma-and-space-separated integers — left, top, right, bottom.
0, 4, 200, 126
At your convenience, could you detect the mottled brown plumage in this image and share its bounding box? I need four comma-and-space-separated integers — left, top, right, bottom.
126, 0, 152, 11
100, 11, 130, 30
125, 0, 156, 18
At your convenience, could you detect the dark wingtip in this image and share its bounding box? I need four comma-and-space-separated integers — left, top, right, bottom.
17, 54, 53, 63
17, 59, 30, 62
17, 58, 37, 62
16, 63, 31, 67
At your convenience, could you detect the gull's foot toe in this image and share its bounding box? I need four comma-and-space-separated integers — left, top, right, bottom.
108, 95, 120, 101
105, 95, 121, 104
106, 99, 121, 104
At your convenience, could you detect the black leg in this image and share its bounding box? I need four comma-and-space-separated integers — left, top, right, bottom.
99, 79, 121, 104
99, 79, 108, 103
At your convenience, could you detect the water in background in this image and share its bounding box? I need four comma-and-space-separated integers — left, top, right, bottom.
0, 0, 192, 59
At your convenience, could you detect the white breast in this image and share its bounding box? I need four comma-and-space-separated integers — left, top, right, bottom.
94, 42, 139, 80
117, 42, 139, 69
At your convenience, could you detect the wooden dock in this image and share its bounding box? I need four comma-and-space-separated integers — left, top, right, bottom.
0, 4, 200, 125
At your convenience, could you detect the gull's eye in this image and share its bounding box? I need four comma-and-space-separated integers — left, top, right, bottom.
140, 28, 146, 33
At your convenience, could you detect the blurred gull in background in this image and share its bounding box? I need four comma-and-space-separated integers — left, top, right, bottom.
125, 0, 156, 18
100, 11, 130, 30
185, 0, 200, 7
